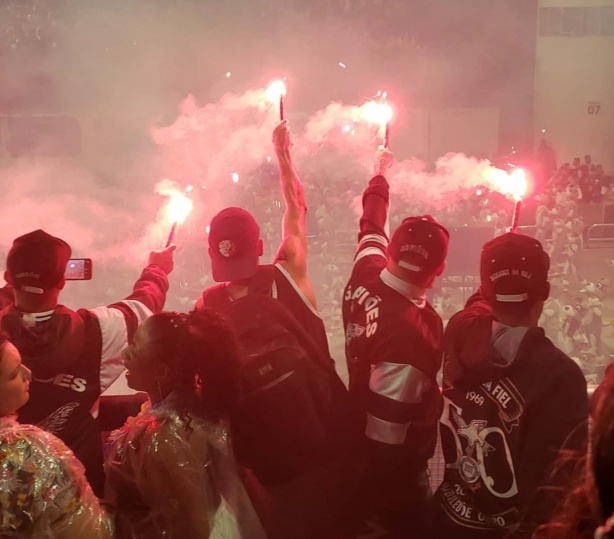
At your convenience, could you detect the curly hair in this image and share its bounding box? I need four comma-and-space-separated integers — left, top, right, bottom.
143, 309, 239, 423
535, 376, 614, 539
185, 308, 239, 422
533, 453, 598, 539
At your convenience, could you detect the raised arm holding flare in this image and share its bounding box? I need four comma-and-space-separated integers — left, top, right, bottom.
195, 120, 330, 356
342, 146, 449, 539
194, 122, 349, 538
272, 120, 318, 309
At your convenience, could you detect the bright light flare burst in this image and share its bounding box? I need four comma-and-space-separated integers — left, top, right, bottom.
165, 192, 193, 225
359, 95, 393, 146
359, 100, 393, 127
265, 80, 287, 104
497, 168, 528, 202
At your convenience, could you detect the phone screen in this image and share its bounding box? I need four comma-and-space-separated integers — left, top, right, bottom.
65, 259, 93, 280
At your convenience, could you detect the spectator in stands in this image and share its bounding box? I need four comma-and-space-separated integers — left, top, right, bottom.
572, 157, 582, 174
433, 233, 589, 538
0, 331, 113, 539
0, 229, 174, 495
536, 139, 557, 188
105, 309, 266, 539
342, 146, 449, 538
584, 154, 595, 174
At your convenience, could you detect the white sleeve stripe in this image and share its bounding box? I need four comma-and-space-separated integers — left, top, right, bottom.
354, 247, 387, 265
359, 234, 388, 248
116, 300, 155, 328
90, 300, 154, 394
369, 362, 428, 404
365, 413, 410, 445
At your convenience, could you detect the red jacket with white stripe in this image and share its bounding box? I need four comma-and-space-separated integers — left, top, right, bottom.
342, 175, 444, 467
0, 264, 168, 495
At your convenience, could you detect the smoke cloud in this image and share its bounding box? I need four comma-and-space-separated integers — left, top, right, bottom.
0, 0, 530, 314
0, 83, 519, 308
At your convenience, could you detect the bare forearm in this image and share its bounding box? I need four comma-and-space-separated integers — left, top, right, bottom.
277, 150, 306, 212
273, 122, 309, 265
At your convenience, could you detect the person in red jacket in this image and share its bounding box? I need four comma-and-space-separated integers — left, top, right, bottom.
433, 232, 589, 538
1, 229, 175, 495
342, 147, 449, 538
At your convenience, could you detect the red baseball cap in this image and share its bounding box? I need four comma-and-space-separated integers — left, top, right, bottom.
6, 229, 71, 294
389, 215, 449, 282
208, 207, 261, 283
480, 232, 550, 304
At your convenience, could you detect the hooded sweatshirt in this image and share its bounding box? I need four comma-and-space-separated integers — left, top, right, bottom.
433, 293, 589, 539
0, 264, 168, 495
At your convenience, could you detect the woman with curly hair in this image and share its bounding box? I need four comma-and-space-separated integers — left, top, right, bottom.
0, 331, 113, 539
535, 375, 614, 539
104, 308, 265, 539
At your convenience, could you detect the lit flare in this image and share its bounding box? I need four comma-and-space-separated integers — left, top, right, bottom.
508, 168, 528, 202
265, 80, 287, 103
359, 100, 393, 127
163, 188, 194, 247
491, 167, 528, 232
166, 192, 194, 225
266, 80, 287, 121
359, 95, 393, 147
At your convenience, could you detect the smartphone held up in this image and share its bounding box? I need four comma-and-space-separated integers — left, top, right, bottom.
65, 258, 93, 281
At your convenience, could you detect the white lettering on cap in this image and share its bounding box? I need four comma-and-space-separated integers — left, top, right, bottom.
490, 269, 533, 282
489, 269, 510, 282
15, 272, 41, 279
218, 240, 237, 258
400, 244, 428, 260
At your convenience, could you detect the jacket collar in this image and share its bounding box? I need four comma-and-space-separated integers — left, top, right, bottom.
380, 269, 427, 308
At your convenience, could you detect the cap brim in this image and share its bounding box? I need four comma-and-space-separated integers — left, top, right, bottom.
20, 285, 45, 295
495, 292, 530, 302
211, 255, 259, 283
398, 259, 423, 272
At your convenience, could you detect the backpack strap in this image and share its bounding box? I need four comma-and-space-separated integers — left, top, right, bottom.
247, 265, 276, 297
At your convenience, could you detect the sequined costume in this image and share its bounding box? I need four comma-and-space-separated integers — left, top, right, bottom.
105, 392, 266, 539
0, 416, 113, 539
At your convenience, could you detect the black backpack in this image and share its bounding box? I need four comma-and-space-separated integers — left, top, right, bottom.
220, 269, 348, 486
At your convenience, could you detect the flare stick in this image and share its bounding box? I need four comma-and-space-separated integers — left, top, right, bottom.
166, 222, 177, 247
511, 200, 522, 232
